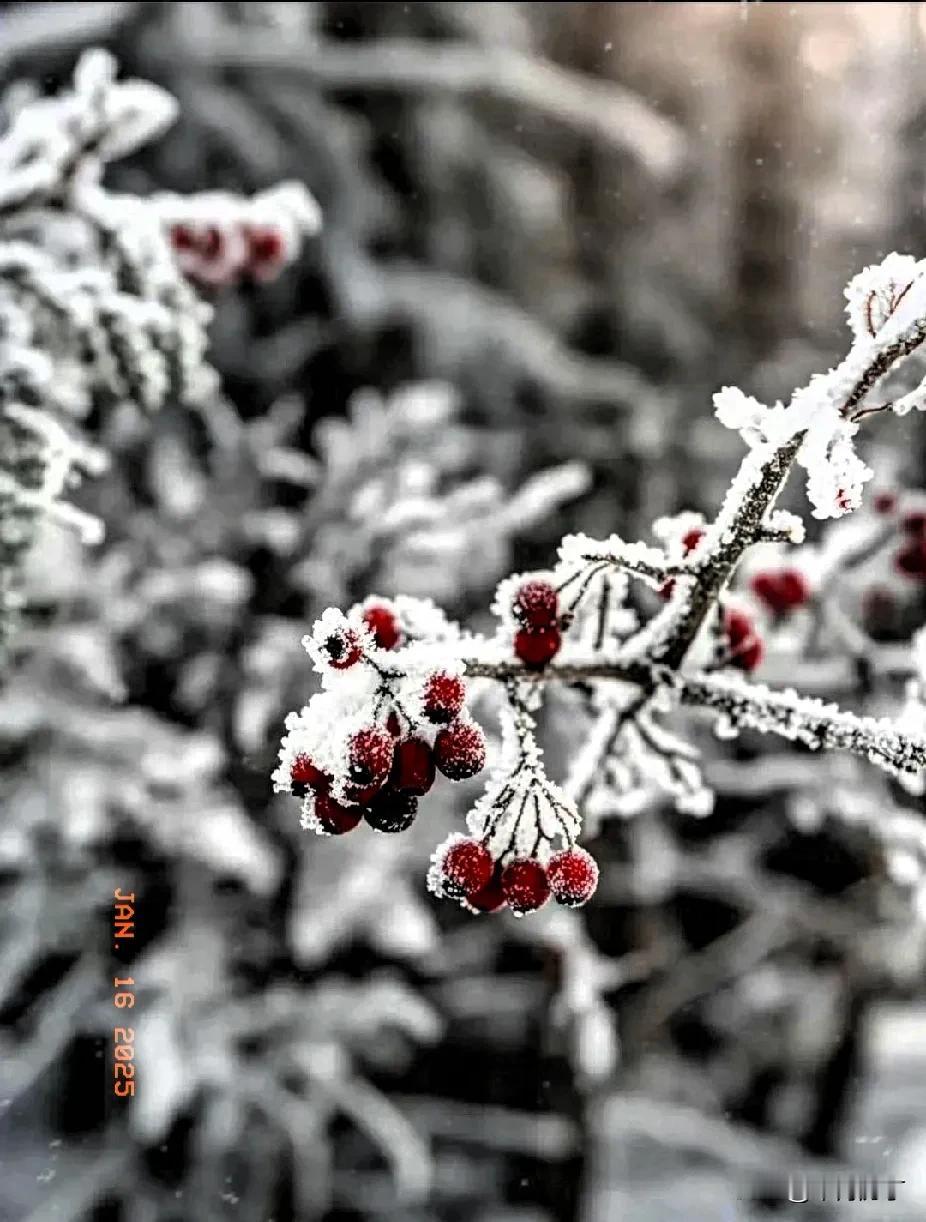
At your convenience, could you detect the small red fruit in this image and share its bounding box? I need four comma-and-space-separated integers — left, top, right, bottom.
362, 603, 402, 650
512, 579, 559, 630
465, 873, 507, 913
873, 491, 897, 516
514, 627, 561, 668
724, 607, 763, 672
547, 847, 599, 908
439, 838, 494, 899
324, 627, 363, 669
290, 753, 330, 796
245, 225, 287, 278
902, 511, 926, 538
434, 720, 486, 781
314, 793, 363, 835
682, 527, 705, 554
896, 541, 926, 579
500, 859, 550, 914
170, 223, 197, 252
422, 671, 466, 724
348, 727, 395, 786
390, 737, 436, 796
750, 568, 810, 615
364, 789, 418, 834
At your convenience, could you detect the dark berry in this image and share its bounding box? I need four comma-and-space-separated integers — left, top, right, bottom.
422, 671, 466, 724
290, 753, 330, 797
547, 847, 599, 908
724, 607, 763, 672
514, 627, 561, 669
750, 568, 810, 614
390, 737, 436, 796
362, 603, 402, 650
465, 874, 507, 913
315, 793, 363, 835
512, 579, 559, 630
364, 789, 418, 834
896, 541, 926, 579
434, 720, 486, 781
873, 491, 897, 516
902, 511, 926, 537
439, 838, 494, 899
682, 527, 705, 554
500, 859, 550, 914
348, 727, 394, 785
386, 711, 402, 737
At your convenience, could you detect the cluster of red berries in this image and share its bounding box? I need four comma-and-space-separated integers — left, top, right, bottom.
723, 606, 763, 672
432, 836, 599, 915
284, 600, 486, 837
660, 525, 704, 600
511, 578, 564, 668
169, 220, 291, 286
749, 567, 811, 615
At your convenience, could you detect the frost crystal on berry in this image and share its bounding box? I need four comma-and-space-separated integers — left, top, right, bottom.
434, 719, 487, 781
547, 847, 599, 908
501, 859, 550, 915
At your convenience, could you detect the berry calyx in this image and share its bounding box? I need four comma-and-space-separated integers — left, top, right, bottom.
750, 568, 810, 615
439, 838, 494, 899
362, 602, 402, 650
465, 873, 507, 913
723, 607, 763, 672
500, 859, 550, 915
434, 720, 487, 781
390, 737, 436, 796
512, 578, 559, 631
514, 627, 561, 669
245, 225, 287, 278
324, 627, 363, 669
289, 753, 330, 797
314, 793, 363, 836
547, 847, 599, 908
199, 226, 224, 259
422, 671, 466, 724
348, 727, 395, 785
364, 789, 418, 834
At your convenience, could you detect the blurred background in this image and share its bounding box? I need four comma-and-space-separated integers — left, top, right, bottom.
4, 2, 926, 1219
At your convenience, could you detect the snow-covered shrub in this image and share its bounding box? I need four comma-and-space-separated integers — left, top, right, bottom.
279, 251, 926, 922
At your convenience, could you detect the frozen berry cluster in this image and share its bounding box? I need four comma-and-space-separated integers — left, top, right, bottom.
274, 598, 486, 838
161, 182, 318, 287
495, 573, 568, 669
430, 836, 598, 916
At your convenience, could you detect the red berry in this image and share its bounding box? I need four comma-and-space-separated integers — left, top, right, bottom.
896, 541, 926, 579
364, 788, 418, 834
246, 225, 287, 277
422, 671, 466, 724
434, 720, 486, 781
682, 527, 705, 554
750, 568, 810, 614
873, 491, 897, 516
439, 838, 494, 899
324, 627, 363, 669
315, 793, 363, 835
342, 779, 384, 805
348, 727, 394, 786
386, 711, 402, 737
724, 607, 763, 672
547, 847, 599, 908
500, 859, 550, 914
290, 753, 331, 796
902, 511, 926, 537
362, 603, 402, 650
170, 223, 197, 252
512, 579, 559, 630
514, 627, 561, 669
465, 874, 507, 913
390, 737, 436, 796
